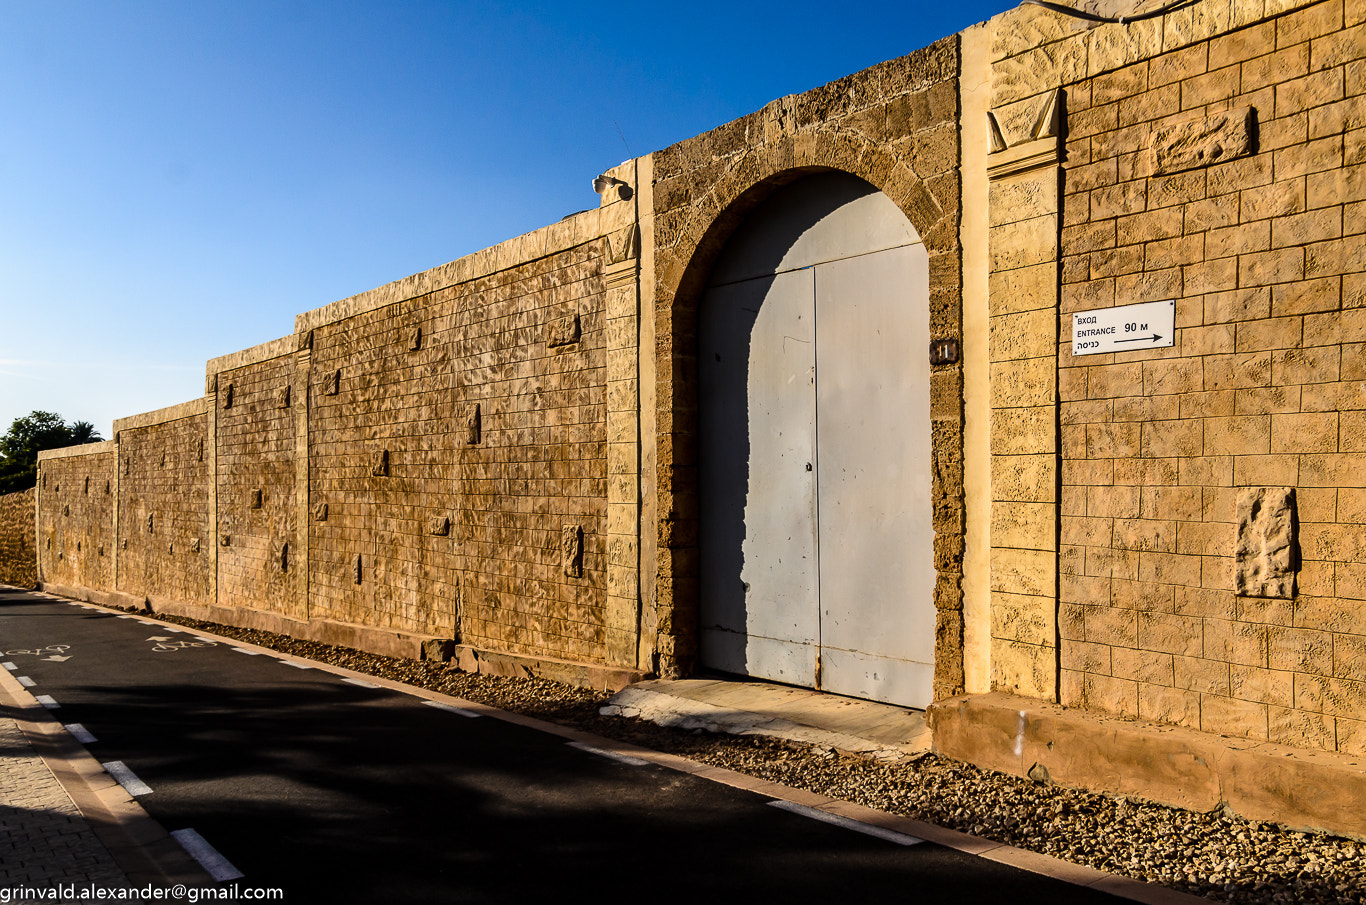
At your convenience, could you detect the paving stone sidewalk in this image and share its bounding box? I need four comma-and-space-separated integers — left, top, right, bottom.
0, 713, 127, 900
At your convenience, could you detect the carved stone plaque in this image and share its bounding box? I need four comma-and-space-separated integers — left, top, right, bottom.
276, 385, 291, 408
1236, 487, 1296, 599
1153, 107, 1255, 176
323, 370, 341, 396
562, 524, 584, 578
313, 502, 328, 522
547, 314, 581, 348
249, 489, 264, 509
428, 515, 451, 537
371, 449, 390, 477
465, 404, 481, 445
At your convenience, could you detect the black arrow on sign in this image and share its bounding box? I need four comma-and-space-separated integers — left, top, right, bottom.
1115, 334, 1164, 344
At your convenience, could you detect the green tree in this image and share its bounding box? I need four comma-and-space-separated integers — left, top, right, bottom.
0, 411, 105, 494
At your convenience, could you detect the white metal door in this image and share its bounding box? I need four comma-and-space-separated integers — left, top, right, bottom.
814, 245, 935, 706
699, 269, 819, 687
698, 173, 934, 709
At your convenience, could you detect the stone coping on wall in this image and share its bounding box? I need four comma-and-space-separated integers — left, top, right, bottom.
111, 398, 208, 435
205, 335, 296, 378
928, 693, 1366, 842
36, 440, 118, 462
294, 194, 640, 334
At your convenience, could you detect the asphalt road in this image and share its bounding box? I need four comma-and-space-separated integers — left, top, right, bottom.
0, 587, 1134, 905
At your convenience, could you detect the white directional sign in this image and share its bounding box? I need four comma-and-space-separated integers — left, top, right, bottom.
1071, 300, 1175, 356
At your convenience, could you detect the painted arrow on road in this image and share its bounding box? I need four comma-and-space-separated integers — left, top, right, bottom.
43, 655, 71, 662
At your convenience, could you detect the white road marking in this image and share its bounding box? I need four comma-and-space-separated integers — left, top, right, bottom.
117, 615, 134, 619
102, 761, 153, 796
279, 660, 312, 669
342, 678, 380, 688
35, 695, 59, 709
163, 627, 183, 633
567, 741, 648, 766
64, 723, 97, 744
171, 829, 245, 882
2, 662, 16, 670
232, 648, 262, 655
193, 637, 217, 644
422, 700, 481, 718
16, 675, 35, 687
768, 800, 924, 846
137, 620, 157, 625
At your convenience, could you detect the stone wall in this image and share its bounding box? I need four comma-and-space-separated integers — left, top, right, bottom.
114, 404, 213, 607
648, 37, 967, 691
1054, 0, 1366, 754
304, 240, 608, 655
214, 343, 299, 618
0, 488, 37, 587
35, 446, 115, 593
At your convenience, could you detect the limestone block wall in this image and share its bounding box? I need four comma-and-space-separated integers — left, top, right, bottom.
449, 241, 608, 660
0, 489, 37, 587
294, 197, 637, 664
213, 340, 299, 619
35, 445, 115, 593
306, 290, 463, 639
1017, 0, 1366, 754
648, 38, 967, 689
114, 403, 213, 606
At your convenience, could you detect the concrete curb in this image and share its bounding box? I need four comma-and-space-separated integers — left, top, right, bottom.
39, 589, 1207, 905
0, 617, 213, 887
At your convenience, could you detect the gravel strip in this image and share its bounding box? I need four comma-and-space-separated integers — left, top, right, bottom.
123, 608, 1363, 905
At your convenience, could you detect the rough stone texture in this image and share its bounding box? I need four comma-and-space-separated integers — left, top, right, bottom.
1152, 106, 1256, 175
1054, 0, 1366, 755
215, 352, 298, 618
115, 413, 212, 606
36, 451, 114, 594
649, 37, 966, 692
1235, 487, 1296, 598
0, 489, 37, 587
307, 237, 609, 662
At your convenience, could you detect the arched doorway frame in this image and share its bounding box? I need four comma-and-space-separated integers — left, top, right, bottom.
650, 122, 967, 701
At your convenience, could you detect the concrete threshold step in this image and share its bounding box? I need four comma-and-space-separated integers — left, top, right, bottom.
602, 678, 932, 761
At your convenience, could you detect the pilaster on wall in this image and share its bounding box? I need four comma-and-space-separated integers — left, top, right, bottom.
601, 159, 644, 669
987, 84, 1064, 701
294, 331, 312, 621
205, 372, 219, 606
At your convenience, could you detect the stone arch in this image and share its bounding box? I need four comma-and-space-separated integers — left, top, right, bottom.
649, 72, 966, 702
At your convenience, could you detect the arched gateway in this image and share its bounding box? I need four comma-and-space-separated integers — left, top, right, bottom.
698, 171, 935, 709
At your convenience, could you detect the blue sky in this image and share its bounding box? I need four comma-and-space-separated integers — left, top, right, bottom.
0, 0, 1008, 438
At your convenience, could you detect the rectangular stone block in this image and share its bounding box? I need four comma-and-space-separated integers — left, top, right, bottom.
1236, 487, 1297, 598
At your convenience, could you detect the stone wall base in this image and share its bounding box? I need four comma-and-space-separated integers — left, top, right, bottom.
928, 693, 1366, 842
451, 644, 647, 692
36, 581, 647, 692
